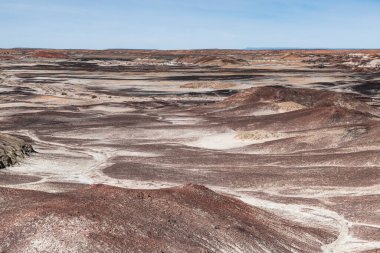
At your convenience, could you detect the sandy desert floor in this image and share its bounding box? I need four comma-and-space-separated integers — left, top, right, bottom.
0, 49, 379, 252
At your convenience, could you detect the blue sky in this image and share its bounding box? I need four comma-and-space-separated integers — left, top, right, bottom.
1, 0, 379, 49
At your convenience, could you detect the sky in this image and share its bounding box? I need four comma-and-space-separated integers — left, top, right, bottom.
0, 0, 380, 49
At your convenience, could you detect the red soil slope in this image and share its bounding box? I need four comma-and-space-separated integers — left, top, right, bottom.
0, 184, 336, 253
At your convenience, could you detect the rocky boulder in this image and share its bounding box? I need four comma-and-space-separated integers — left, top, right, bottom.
0, 134, 34, 169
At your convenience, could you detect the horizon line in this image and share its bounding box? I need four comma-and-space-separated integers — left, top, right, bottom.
1, 47, 380, 51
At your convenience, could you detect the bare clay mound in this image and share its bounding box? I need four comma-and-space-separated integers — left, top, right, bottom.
192, 85, 380, 155
221, 86, 372, 111
0, 184, 336, 253
209, 86, 378, 131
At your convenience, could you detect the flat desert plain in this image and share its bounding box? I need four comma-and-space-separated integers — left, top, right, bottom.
0, 49, 379, 252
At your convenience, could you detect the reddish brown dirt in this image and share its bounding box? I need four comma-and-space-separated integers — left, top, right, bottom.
32, 50, 68, 59
0, 173, 40, 185
0, 184, 336, 253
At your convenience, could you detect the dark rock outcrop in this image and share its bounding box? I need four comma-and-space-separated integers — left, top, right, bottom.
0, 134, 34, 169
